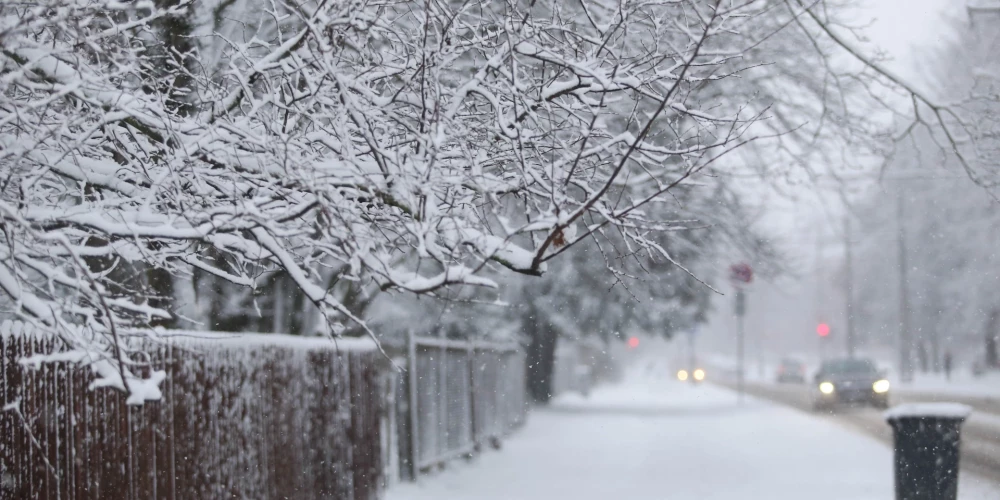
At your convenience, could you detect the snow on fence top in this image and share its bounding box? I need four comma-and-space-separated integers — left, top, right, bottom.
0, 320, 54, 339
884, 403, 973, 421
1, 320, 380, 405
0, 320, 378, 352
154, 328, 379, 352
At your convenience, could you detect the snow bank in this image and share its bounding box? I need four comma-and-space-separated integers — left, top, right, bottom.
895, 371, 1000, 398
884, 403, 973, 421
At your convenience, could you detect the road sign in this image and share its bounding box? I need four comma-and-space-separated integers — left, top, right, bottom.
729, 262, 753, 286
727, 262, 752, 406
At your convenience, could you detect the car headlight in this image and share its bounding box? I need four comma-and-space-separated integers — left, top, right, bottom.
693, 369, 705, 381
873, 379, 890, 393
819, 381, 835, 394
677, 369, 689, 381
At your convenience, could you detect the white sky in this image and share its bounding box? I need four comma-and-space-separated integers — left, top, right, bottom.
853, 0, 955, 81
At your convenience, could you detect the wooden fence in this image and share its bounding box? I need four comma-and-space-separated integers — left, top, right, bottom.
0, 322, 387, 500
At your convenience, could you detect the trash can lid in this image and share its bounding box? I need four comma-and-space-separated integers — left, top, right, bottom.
884, 403, 972, 421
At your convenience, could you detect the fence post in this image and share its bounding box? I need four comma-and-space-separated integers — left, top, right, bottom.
382, 368, 398, 486
516, 349, 527, 426
437, 338, 447, 467
407, 330, 420, 479
468, 342, 478, 449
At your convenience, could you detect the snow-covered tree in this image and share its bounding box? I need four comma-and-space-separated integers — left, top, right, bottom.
1, 0, 796, 401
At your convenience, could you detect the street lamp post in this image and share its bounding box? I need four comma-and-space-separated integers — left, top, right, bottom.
897, 192, 914, 383
730, 263, 753, 405
736, 288, 746, 403
845, 213, 856, 358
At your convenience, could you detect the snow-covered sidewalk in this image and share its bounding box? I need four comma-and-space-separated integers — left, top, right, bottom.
387, 362, 1000, 500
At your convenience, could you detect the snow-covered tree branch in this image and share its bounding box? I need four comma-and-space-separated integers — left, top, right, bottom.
0, 0, 794, 401
788, 0, 1000, 191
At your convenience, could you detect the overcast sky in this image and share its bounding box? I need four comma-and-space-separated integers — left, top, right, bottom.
855, 0, 954, 81
755, 0, 962, 243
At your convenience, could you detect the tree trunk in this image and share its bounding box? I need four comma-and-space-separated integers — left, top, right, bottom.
917, 341, 929, 373
929, 328, 941, 373
151, 0, 197, 115
525, 310, 558, 404
987, 308, 999, 369
145, 265, 176, 328
272, 277, 287, 334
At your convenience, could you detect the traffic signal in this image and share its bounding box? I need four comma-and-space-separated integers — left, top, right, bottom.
816, 323, 830, 337
628, 336, 640, 349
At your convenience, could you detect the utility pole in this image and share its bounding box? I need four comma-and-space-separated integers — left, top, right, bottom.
815, 223, 824, 361
758, 330, 765, 379
688, 327, 696, 371
844, 213, 856, 358
897, 192, 914, 382
729, 263, 753, 405
736, 289, 746, 404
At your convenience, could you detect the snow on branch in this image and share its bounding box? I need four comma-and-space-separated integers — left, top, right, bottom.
788, 0, 1000, 192
0, 0, 777, 401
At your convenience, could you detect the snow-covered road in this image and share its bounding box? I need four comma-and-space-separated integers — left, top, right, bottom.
387, 362, 1000, 500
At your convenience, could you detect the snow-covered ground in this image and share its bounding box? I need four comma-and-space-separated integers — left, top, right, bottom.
895, 371, 1000, 398
387, 361, 1000, 500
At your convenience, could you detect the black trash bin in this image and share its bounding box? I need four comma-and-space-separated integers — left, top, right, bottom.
884, 403, 972, 500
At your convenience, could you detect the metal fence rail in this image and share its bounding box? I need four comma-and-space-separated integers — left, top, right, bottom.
407, 335, 527, 475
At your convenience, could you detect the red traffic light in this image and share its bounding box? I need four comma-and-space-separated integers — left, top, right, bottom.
816, 323, 830, 337
628, 336, 640, 349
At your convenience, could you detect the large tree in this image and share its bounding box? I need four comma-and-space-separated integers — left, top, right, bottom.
1, 0, 798, 401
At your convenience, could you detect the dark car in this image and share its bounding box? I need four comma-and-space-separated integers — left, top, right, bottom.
776, 358, 806, 383
811, 358, 890, 410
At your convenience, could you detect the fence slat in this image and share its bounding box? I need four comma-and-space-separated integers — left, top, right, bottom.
0, 325, 385, 499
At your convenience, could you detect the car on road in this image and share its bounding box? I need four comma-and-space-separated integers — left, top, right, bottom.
811, 358, 890, 410
676, 366, 706, 384
775, 358, 807, 384
673, 356, 707, 384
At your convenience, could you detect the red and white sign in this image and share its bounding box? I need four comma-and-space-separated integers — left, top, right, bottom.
729, 262, 753, 286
